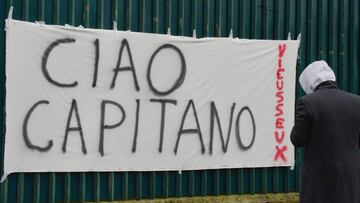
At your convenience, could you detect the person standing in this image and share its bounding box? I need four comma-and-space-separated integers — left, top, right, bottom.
290, 60, 360, 203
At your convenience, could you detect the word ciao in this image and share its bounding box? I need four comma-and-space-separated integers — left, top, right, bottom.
23, 37, 256, 156
42, 38, 186, 95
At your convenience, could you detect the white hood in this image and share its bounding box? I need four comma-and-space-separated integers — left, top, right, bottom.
299, 60, 336, 94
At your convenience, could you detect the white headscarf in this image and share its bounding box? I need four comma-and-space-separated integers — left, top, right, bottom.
299, 60, 336, 94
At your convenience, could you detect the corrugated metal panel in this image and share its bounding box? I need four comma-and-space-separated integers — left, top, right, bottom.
0, 0, 358, 202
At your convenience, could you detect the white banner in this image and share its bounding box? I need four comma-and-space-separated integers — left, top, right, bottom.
3, 19, 299, 180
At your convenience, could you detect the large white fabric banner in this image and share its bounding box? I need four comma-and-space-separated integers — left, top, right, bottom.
3, 19, 299, 180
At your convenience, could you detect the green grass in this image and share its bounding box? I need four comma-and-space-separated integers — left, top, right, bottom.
95, 193, 299, 203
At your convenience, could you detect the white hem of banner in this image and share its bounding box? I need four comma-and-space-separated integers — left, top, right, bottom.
1, 162, 292, 183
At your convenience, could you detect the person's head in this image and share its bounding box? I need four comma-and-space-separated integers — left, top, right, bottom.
299, 60, 336, 94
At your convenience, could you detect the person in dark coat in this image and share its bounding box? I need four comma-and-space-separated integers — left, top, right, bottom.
290, 60, 360, 203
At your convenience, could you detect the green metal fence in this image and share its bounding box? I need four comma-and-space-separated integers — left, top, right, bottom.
0, 0, 358, 202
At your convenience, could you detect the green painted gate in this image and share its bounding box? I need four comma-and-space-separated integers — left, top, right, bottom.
0, 0, 358, 202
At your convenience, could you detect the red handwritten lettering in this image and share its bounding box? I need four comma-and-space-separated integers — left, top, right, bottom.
275, 131, 285, 143
275, 103, 284, 117
277, 67, 285, 80
278, 44, 286, 57
276, 118, 284, 129
274, 145, 287, 162
276, 80, 284, 90
276, 91, 284, 103
278, 58, 282, 69
274, 43, 287, 162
